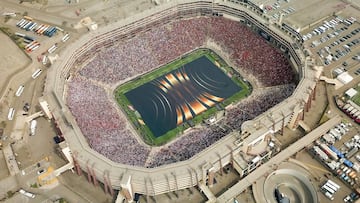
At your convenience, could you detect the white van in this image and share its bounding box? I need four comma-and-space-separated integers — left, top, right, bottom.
31, 69, 42, 79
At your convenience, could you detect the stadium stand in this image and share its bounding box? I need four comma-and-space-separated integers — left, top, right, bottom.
66, 17, 296, 167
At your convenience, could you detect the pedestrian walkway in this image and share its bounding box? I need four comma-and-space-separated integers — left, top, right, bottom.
320, 76, 343, 89
2, 144, 19, 176
25, 111, 44, 123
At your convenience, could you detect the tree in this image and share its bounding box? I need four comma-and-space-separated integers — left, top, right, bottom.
4, 16, 11, 23
7, 191, 14, 198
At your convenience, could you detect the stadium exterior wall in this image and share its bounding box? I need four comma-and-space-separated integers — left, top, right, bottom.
44, 0, 318, 198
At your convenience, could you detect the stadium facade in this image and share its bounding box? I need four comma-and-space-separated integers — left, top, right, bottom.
44, 0, 321, 202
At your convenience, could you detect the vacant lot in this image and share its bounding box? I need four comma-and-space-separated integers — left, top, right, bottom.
0, 31, 30, 97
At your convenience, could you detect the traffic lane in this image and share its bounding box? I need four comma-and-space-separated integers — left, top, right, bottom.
2, 69, 40, 141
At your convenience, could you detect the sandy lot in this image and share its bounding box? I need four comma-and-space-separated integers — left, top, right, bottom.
0, 32, 30, 96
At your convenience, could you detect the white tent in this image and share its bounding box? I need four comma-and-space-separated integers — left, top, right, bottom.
345, 88, 358, 98
337, 72, 353, 84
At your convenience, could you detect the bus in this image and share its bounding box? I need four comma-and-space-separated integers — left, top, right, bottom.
45, 27, 57, 37
322, 185, 335, 195
15, 85, 24, 97
55, 26, 64, 32
23, 39, 32, 44
25, 41, 35, 49
48, 29, 57, 37
38, 25, 49, 35
24, 35, 35, 42
327, 180, 341, 190
16, 19, 25, 27
3, 12, 16, 17
28, 22, 37, 31
62, 33, 70, 42
19, 189, 35, 198
31, 44, 40, 52
34, 24, 44, 32
23, 16, 33, 21
325, 182, 338, 193
26, 41, 40, 52
18, 20, 28, 28
42, 55, 47, 65
31, 69, 42, 79
15, 32, 25, 37
24, 22, 34, 30
7, 108, 15, 120
47, 45, 57, 54
36, 25, 46, 34
25, 41, 38, 50
41, 26, 51, 35
324, 191, 334, 200
21, 21, 31, 29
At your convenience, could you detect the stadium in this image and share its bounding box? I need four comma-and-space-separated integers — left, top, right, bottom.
44, 0, 320, 201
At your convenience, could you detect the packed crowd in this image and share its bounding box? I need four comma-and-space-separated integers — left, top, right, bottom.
208, 18, 295, 86
67, 77, 150, 166
225, 84, 296, 130
78, 17, 294, 87
78, 18, 207, 84
66, 16, 297, 167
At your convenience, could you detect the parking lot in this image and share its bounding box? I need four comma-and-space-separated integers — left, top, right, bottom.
304, 15, 359, 67
307, 120, 360, 202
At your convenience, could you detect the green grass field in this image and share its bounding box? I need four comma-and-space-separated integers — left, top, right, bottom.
351, 86, 360, 106
114, 48, 251, 146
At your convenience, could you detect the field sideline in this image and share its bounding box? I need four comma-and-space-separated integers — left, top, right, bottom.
114, 48, 251, 146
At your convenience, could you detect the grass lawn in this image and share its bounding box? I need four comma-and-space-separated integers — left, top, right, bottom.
114, 48, 251, 146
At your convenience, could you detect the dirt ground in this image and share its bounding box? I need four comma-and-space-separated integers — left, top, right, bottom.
286, 0, 346, 28
0, 32, 30, 101
0, 151, 9, 179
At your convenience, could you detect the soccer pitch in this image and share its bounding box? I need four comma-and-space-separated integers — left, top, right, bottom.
115, 49, 251, 145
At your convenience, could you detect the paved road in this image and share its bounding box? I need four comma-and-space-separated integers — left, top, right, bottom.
217, 115, 342, 203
